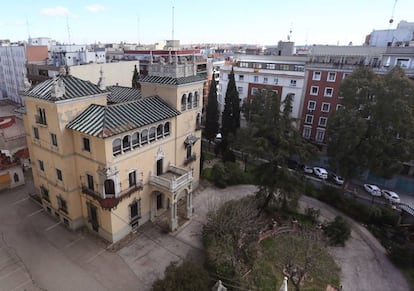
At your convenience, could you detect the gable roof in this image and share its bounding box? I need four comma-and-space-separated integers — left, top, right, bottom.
139, 74, 206, 85
66, 95, 180, 138
24, 74, 107, 101
107, 86, 142, 104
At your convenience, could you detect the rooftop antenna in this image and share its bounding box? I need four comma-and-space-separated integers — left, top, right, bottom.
287, 23, 293, 41
389, 0, 398, 27
26, 17, 31, 40
171, 5, 175, 41
66, 15, 71, 44
137, 14, 140, 45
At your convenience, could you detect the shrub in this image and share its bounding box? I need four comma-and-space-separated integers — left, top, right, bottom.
323, 216, 351, 246
152, 260, 209, 291
390, 242, 414, 268
211, 162, 227, 188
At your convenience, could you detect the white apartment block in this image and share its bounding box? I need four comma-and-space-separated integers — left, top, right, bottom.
49, 45, 106, 66
218, 55, 308, 123
0, 45, 27, 105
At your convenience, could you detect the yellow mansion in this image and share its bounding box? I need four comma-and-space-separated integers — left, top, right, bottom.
23, 63, 204, 242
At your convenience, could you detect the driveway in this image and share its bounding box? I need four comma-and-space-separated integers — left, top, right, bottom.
120, 184, 410, 291
0, 175, 140, 291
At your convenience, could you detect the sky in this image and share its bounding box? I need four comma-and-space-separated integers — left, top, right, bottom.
0, 0, 413, 46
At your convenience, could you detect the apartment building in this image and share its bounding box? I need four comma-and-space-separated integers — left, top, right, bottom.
219, 55, 308, 123
300, 46, 386, 144
23, 61, 204, 242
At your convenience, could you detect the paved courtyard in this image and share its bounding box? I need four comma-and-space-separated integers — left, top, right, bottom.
0, 175, 410, 291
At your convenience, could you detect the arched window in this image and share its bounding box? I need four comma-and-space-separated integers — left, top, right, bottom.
164, 122, 170, 136
149, 127, 156, 142
157, 124, 163, 138
193, 91, 199, 108
141, 129, 148, 145
104, 179, 115, 197
122, 135, 131, 152
187, 93, 193, 110
132, 132, 140, 149
181, 94, 187, 111
112, 138, 121, 156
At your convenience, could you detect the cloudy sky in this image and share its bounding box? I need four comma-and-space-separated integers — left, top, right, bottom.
1, 0, 413, 45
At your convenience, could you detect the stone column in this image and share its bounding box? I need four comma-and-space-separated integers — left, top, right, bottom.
170, 200, 178, 231
186, 192, 193, 219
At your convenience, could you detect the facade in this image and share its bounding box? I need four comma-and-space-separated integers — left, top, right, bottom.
300, 45, 386, 144
0, 45, 27, 104
366, 20, 414, 47
23, 63, 204, 243
218, 55, 308, 123
49, 45, 106, 67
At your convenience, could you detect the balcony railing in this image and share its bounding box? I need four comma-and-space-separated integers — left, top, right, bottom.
81, 181, 143, 210
150, 165, 193, 192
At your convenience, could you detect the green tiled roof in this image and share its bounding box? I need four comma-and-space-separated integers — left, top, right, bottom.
107, 86, 142, 104
66, 95, 180, 137
24, 74, 107, 101
139, 74, 206, 85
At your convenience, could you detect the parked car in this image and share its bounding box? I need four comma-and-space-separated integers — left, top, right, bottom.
363, 184, 381, 196
214, 133, 222, 143
381, 190, 400, 203
313, 167, 328, 179
302, 165, 313, 174
330, 173, 344, 185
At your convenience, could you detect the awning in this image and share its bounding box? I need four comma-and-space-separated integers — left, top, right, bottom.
184, 134, 200, 146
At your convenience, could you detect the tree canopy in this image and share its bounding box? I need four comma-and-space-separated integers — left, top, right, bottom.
221, 67, 240, 138
239, 89, 315, 212
204, 77, 219, 142
327, 66, 414, 182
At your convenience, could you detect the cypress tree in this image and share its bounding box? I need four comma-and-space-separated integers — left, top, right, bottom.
204, 77, 219, 142
221, 67, 240, 138
132, 65, 140, 89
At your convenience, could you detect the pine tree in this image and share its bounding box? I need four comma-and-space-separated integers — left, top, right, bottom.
204, 77, 219, 142
221, 67, 240, 138
132, 65, 140, 89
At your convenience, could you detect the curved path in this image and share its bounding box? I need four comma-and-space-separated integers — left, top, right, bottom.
299, 195, 410, 291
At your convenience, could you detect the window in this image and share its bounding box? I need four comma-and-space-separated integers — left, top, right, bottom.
87, 174, 94, 190
312, 71, 321, 81
83, 137, 90, 152
237, 87, 243, 94
36, 107, 47, 125
51, 133, 58, 147
266, 63, 276, 70
396, 58, 410, 68
239, 62, 248, 68
156, 125, 163, 139
187, 93, 193, 110
324, 87, 333, 97
129, 171, 137, 187
56, 169, 63, 181
41, 186, 49, 202
193, 91, 199, 108
38, 160, 44, 172
112, 138, 121, 156
164, 122, 170, 136
251, 88, 258, 95
181, 94, 187, 111
307, 101, 316, 110
132, 132, 139, 149
319, 117, 328, 127
336, 104, 344, 111
315, 129, 325, 142
130, 199, 141, 222
327, 72, 336, 82
253, 76, 259, 82
253, 63, 261, 69
290, 80, 297, 87
141, 129, 148, 145
305, 114, 314, 124
263, 77, 268, 84
149, 127, 156, 142
57, 196, 68, 213
302, 126, 311, 139
310, 86, 319, 95
239, 75, 244, 81
33, 127, 39, 139
321, 103, 330, 112
274, 78, 278, 84
186, 145, 192, 160
104, 179, 115, 197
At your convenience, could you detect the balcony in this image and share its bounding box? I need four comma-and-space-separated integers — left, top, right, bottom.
150, 165, 193, 193
184, 153, 197, 165
81, 181, 143, 210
